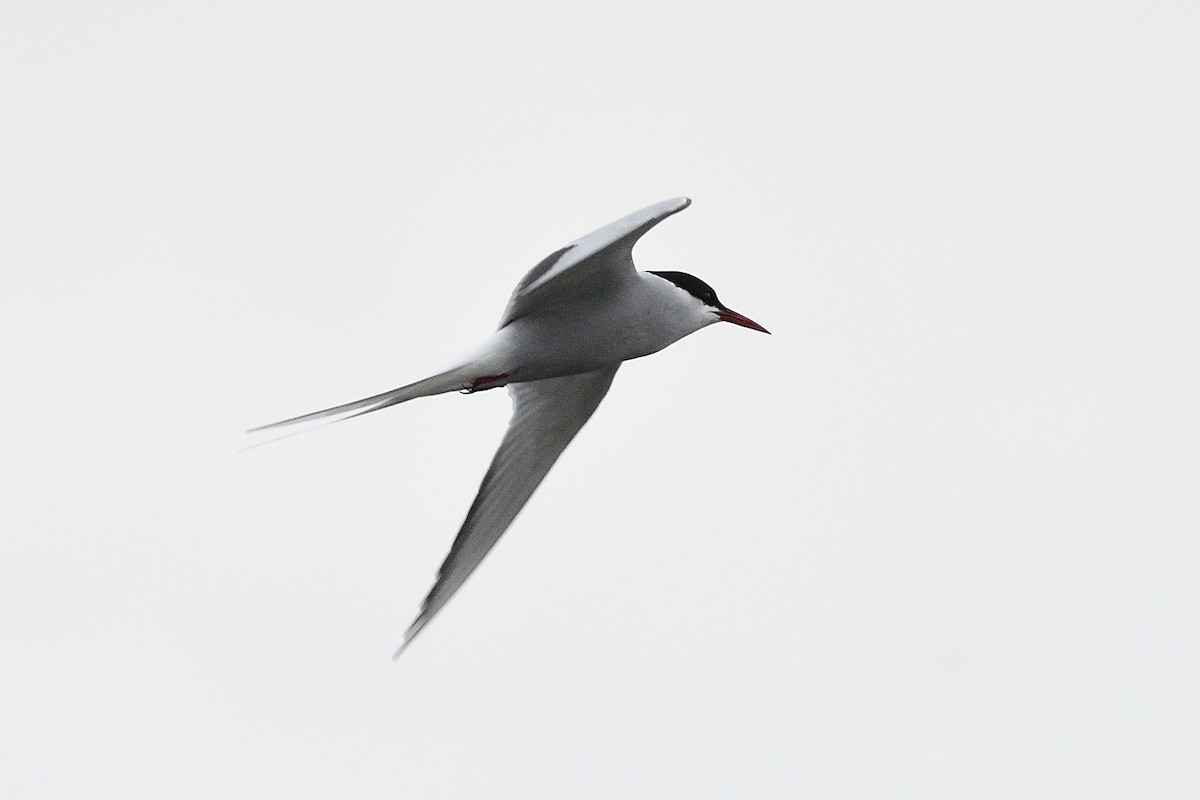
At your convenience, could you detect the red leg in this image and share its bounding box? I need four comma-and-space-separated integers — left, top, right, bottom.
464, 373, 510, 393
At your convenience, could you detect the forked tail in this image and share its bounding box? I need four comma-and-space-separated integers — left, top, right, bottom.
247, 363, 479, 437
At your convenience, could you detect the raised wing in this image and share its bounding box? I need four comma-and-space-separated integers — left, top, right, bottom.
500, 197, 691, 326
394, 365, 620, 658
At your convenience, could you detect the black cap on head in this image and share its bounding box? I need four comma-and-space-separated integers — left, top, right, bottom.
648, 271, 725, 309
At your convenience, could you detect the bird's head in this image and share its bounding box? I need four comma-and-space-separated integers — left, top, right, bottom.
648, 270, 770, 335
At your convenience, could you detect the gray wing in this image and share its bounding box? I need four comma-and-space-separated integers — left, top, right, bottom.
499, 197, 691, 326
394, 365, 620, 658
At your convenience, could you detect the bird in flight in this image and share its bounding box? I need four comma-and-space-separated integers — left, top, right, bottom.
251, 197, 769, 657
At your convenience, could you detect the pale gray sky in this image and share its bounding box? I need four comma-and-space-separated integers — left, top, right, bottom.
3, 2, 1198, 797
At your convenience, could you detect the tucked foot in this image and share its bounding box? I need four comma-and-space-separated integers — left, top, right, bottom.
462, 373, 511, 394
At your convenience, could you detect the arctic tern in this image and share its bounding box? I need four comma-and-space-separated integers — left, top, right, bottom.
251, 197, 769, 657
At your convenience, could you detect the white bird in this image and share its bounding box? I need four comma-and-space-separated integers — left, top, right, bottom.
251, 197, 769, 657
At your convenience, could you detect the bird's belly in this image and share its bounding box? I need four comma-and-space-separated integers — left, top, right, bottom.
502, 312, 668, 381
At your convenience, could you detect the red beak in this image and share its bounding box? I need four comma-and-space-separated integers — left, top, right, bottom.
716, 308, 771, 334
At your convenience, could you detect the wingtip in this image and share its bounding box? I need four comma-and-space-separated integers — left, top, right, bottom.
391, 617, 427, 661
391, 632, 415, 661
391, 631, 415, 661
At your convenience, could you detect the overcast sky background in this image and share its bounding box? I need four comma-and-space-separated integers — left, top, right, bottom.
3, 2, 1197, 797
